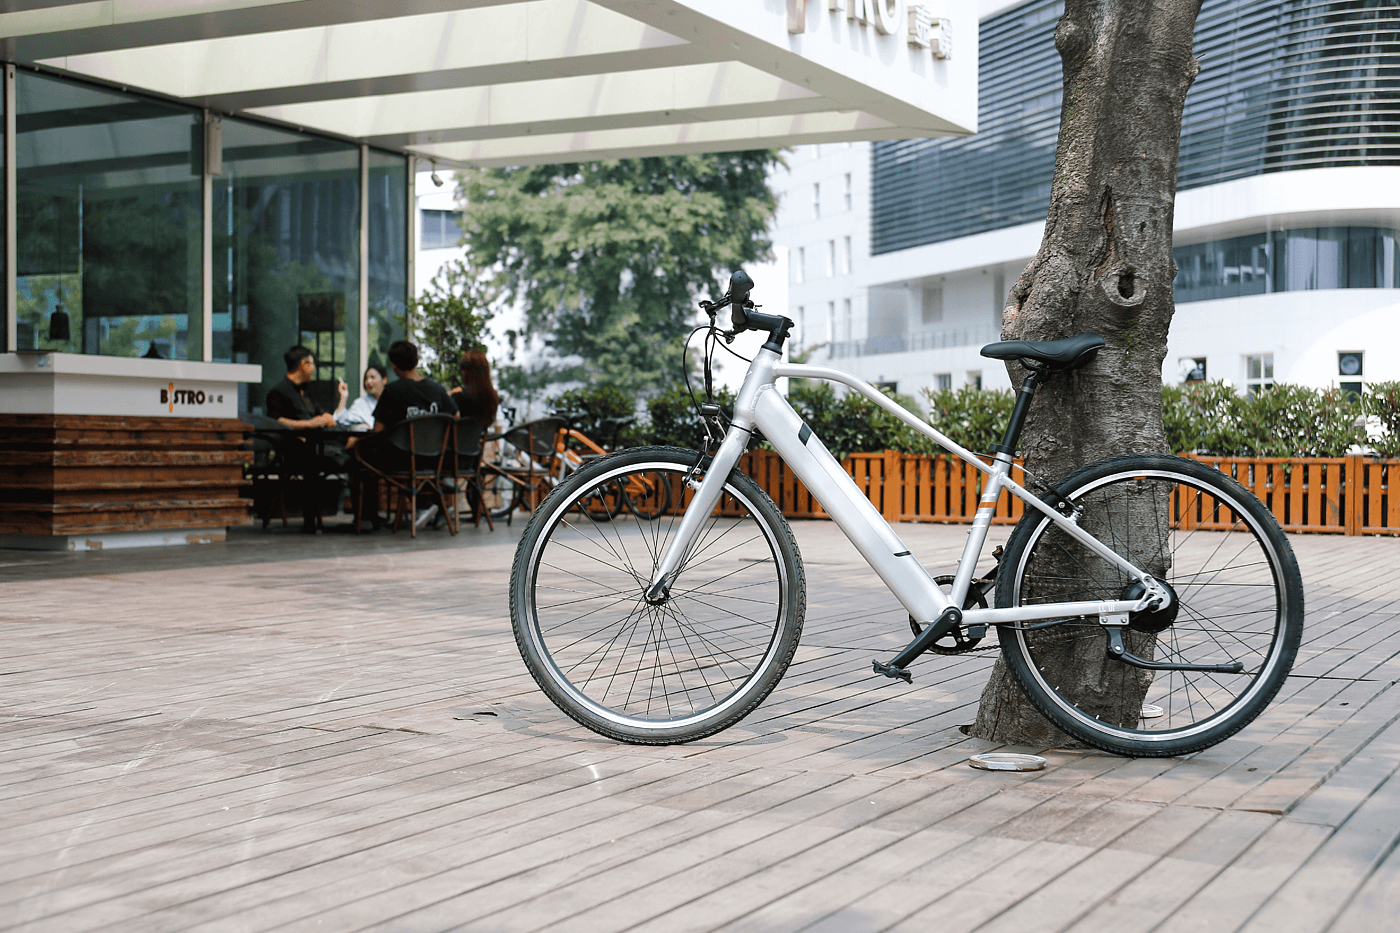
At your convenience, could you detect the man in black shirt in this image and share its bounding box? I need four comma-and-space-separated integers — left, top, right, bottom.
266, 345, 347, 428
358, 340, 458, 530
373, 340, 458, 431
265, 345, 348, 532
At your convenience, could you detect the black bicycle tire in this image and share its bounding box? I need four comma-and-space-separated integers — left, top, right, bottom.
996, 454, 1304, 757
509, 446, 806, 744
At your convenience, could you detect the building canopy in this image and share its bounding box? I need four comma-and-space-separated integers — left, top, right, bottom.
2, 0, 978, 166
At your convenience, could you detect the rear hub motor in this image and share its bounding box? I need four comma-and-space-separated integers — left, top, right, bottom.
1123, 578, 1180, 634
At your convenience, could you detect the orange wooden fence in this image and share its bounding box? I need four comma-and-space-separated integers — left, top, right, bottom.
719, 449, 1400, 536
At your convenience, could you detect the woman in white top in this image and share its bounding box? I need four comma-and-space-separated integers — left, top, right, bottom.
336, 364, 387, 429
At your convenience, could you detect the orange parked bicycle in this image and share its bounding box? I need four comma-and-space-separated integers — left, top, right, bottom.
483, 410, 670, 522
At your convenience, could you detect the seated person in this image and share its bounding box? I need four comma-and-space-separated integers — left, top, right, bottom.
263, 345, 349, 532
450, 348, 499, 431
356, 340, 458, 529
373, 340, 458, 432
266, 345, 347, 428
336, 364, 387, 430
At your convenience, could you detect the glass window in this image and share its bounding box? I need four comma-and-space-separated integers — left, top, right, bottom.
935, 372, 952, 391
1179, 356, 1207, 382
1174, 227, 1399, 302
368, 150, 408, 372
420, 209, 462, 250
1339, 350, 1363, 399
812, 182, 820, 220
16, 71, 202, 357
1245, 353, 1274, 395
212, 117, 360, 413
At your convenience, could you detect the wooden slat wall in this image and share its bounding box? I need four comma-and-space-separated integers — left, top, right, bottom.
0, 414, 252, 536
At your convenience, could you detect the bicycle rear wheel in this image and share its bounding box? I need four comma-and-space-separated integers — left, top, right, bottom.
996, 454, 1304, 757
510, 447, 805, 744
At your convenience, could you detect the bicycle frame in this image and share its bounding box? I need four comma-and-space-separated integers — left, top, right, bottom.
647, 347, 1165, 630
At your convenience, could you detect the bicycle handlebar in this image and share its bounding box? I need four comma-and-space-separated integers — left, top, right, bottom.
699, 270, 793, 352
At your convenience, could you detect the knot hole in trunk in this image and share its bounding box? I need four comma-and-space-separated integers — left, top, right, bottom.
1100, 266, 1145, 308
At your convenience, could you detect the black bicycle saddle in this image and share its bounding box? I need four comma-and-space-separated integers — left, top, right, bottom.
979, 332, 1106, 371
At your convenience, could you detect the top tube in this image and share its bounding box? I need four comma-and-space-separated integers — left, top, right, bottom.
773, 362, 996, 476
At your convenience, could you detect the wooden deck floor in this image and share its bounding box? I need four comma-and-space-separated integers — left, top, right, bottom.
2, 518, 1398, 932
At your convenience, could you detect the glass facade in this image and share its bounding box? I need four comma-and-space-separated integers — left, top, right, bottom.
368, 150, 408, 371
872, 0, 1400, 253
1173, 227, 1400, 301
16, 71, 202, 358
0, 65, 411, 413
213, 118, 361, 413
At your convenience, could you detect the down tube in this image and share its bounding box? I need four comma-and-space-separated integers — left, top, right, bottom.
753, 386, 953, 623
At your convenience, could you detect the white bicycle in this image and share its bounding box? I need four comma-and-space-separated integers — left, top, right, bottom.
509, 272, 1304, 757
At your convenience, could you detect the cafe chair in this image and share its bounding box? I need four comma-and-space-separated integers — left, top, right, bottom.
443, 419, 493, 531
487, 416, 566, 524
352, 413, 455, 538
242, 413, 297, 529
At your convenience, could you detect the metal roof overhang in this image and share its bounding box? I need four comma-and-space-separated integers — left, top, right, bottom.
0, 0, 978, 166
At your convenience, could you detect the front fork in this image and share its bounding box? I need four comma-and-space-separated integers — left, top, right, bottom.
643, 425, 752, 603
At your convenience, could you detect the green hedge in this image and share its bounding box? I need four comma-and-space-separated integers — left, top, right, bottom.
544, 379, 1400, 460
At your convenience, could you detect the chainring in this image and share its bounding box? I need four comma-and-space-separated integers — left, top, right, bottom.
910, 574, 993, 654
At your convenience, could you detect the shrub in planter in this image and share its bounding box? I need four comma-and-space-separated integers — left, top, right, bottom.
548, 385, 642, 447
789, 382, 937, 459
1162, 380, 1365, 457
1364, 381, 1400, 458
645, 385, 737, 450
920, 385, 1016, 456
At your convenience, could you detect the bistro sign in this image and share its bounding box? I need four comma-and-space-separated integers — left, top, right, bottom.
788, 0, 953, 59
160, 383, 225, 411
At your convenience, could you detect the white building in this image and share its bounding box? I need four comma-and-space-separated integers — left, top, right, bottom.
774, 0, 1400, 400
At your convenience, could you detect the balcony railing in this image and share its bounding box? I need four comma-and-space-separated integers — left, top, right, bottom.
821, 325, 997, 359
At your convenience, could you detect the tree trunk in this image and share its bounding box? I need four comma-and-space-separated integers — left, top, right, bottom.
971, 0, 1203, 747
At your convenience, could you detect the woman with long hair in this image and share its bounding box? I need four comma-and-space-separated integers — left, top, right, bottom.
450, 348, 500, 429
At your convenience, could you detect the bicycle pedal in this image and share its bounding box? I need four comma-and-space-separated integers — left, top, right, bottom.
872, 659, 912, 684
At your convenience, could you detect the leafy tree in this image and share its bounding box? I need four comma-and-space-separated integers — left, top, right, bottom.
411, 258, 498, 385
972, 0, 1207, 746
458, 153, 780, 395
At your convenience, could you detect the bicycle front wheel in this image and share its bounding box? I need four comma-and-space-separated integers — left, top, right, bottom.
510, 447, 805, 744
623, 468, 672, 520
997, 454, 1304, 757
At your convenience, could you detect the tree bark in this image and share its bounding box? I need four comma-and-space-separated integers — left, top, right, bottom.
971, 0, 1203, 747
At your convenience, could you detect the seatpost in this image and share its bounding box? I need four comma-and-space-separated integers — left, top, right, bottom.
990, 366, 1044, 456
